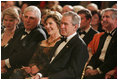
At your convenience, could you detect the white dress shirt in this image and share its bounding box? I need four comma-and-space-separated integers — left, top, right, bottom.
99, 30, 116, 62
21, 30, 30, 40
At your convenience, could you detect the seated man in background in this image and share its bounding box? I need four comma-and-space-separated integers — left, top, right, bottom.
85, 8, 117, 79
77, 9, 98, 61
77, 9, 98, 46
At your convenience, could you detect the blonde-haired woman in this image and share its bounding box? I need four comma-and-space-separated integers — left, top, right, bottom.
22, 11, 62, 78
1, 7, 20, 78
1, 7, 20, 47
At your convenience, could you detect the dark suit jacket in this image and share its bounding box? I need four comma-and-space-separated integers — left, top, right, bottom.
40, 34, 89, 79
88, 29, 117, 74
2, 25, 47, 68
81, 28, 98, 46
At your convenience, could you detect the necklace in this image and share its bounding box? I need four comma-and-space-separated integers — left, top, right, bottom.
47, 36, 61, 46
1, 29, 15, 46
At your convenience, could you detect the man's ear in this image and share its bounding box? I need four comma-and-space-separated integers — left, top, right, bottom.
88, 18, 91, 23
114, 18, 117, 28
74, 24, 78, 31
15, 19, 19, 25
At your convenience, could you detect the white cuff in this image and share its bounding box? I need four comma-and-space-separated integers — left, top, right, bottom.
37, 73, 43, 78
5, 58, 11, 68
96, 68, 102, 74
87, 66, 93, 69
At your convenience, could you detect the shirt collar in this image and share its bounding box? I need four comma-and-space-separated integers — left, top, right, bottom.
25, 29, 31, 34
106, 28, 117, 36
85, 26, 91, 33
66, 32, 77, 42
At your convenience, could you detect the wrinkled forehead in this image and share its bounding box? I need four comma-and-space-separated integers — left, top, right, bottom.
102, 11, 113, 17
102, 10, 113, 15
24, 11, 37, 17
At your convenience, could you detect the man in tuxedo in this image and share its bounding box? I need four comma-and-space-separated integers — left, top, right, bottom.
77, 9, 98, 46
84, 8, 117, 79
33, 11, 89, 79
1, 6, 47, 78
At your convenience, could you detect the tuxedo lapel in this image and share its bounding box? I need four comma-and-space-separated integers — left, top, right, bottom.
105, 30, 117, 56
50, 34, 78, 64
83, 28, 97, 45
51, 42, 71, 64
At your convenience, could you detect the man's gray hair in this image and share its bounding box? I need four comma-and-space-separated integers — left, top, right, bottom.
24, 6, 41, 24
63, 11, 81, 29
87, 3, 98, 11
101, 8, 117, 19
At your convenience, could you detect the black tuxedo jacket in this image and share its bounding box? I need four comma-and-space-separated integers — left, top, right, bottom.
88, 29, 117, 74
41, 34, 89, 79
82, 28, 98, 46
2, 25, 47, 68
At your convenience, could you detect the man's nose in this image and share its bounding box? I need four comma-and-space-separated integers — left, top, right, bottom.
60, 24, 65, 28
102, 17, 106, 21
25, 17, 30, 23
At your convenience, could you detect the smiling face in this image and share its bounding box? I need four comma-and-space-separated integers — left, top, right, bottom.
45, 18, 59, 35
23, 11, 39, 31
60, 16, 76, 37
3, 15, 18, 30
101, 11, 117, 31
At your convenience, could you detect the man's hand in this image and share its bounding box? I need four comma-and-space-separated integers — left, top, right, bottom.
105, 69, 116, 79
21, 66, 31, 74
31, 74, 40, 79
41, 77, 48, 79
31, 65, 39, 75
85, 69, 99, 76
1, 67, 7, 73
1, 60, 6, 68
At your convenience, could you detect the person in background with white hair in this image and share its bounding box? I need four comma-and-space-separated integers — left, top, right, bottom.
73, 5, 85, 13
86, 3, 99, 11
62, 5, 74, 14
1, 6, 47, 79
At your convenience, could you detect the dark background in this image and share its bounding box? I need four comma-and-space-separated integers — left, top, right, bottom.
16, 1, 117, 10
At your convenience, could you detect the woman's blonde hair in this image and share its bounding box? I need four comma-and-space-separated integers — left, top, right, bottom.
44, 11, 62, 27
2, 7, 20, 24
